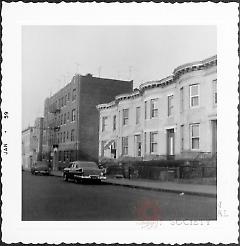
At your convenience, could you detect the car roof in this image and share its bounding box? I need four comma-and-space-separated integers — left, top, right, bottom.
71, 161, 97, 165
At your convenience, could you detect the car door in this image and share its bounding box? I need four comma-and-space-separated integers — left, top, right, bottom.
68, 163, 76, 179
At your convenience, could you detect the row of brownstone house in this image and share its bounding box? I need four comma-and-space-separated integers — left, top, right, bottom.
22, 55, 217, 171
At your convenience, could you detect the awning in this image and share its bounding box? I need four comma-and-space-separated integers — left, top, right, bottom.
104, 139, 115, 150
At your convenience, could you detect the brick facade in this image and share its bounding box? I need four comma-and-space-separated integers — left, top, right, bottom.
43, 74, 133, 170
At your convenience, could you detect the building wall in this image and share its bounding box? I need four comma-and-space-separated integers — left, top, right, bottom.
31, 117, 44, 163
98, 55, 217, 161
79, 75, 133, 161
22, 127, 34, 170
43, 74, 133, 169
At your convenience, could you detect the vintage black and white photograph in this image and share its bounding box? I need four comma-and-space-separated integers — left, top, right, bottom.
2, 2, 238, 244
21, 25, 217, 221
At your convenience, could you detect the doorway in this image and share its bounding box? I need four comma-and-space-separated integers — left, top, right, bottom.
212, 120, 217, 154
167, 129, 175, 156
135, 135, 142, 157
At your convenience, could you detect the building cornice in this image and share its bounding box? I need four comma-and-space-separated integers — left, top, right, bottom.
96, 54, 217, 111
173, 55, 217, 79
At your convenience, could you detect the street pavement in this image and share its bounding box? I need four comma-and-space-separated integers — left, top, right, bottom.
22, 171, 217, 221
50, 170, 216, 197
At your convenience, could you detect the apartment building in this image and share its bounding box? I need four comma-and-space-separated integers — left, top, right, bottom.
97, 55, 217, 161
32, 117, 44, 163
43, 73, 133, 170
22, 127, 35, 170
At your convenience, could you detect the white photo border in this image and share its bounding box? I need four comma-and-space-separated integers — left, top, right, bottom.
1, 2, 239, 244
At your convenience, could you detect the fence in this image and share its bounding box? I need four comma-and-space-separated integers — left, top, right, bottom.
106, 164, 217, 181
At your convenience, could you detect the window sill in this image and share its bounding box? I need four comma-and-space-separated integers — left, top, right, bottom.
190, 105, 200, 109
190, 149, 200, 151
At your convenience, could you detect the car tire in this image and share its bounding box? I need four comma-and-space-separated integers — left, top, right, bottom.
74, 177, 79, 184
63, 173, 68, 181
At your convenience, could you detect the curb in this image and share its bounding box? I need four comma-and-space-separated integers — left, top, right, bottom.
102, 180, 217, 198
50, 172, 63, 177
49, 172, 216, 198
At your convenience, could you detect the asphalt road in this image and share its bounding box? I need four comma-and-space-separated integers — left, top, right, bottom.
22, 171, 216, 221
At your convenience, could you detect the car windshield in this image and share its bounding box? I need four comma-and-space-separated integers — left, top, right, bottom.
35, 162, 48, 167
75, 162, 98, 168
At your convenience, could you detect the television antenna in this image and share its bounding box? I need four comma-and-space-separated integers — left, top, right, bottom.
75, 62, 80, 75
98, 66, 102, 77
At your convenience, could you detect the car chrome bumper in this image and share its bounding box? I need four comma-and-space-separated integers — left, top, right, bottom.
74, 175, 106, 180
37, 170, 49, 174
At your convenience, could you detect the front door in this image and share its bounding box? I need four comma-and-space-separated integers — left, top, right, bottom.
167, 129, 175, 156
212, 120, 217, 154
135, 135, 142, 157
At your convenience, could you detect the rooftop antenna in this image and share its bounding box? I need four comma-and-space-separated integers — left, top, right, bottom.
128, 66, 133, 80
66, 72, 70, 85
61, 74, 66, 87
98, 66, 102, 78
57, 79, 61, 90
117, 70, 120, 79
75, 62, 80, 75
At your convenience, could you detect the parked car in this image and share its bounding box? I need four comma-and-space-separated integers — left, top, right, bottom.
31, 161, 50, 175
63, 161, 106, 183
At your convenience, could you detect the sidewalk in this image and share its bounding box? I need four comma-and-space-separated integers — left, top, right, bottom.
103, 178, 216, 197
50, 170, 63, 177
50, 170, 216, 198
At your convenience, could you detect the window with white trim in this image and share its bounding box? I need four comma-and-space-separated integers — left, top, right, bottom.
150, 132, 158, 153
61, 114, 63, 125
72, 109, 76, 121
180, 124, 184, 152
190, 123, 200, 150
63, 131, 65, 143
150, 99, 158, 118
144, 101, 147, 119
71, 129, 75, 141
189, 84, 199, 107
213, 79, 217, 106
122, 137, 128, 155
122, 109, 129, 125
64, 113, 66, 124
136, 107, 141, 124
168, 95, 174, 116
72, 88, 76, 101
144, 132, 147, 153
102, 116, 107, 132
64, 95, 67, 105
113, 115, 116, 131
180, 87, 184, 113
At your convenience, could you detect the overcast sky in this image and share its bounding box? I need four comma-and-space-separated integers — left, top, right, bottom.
22, 25, 216, 129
